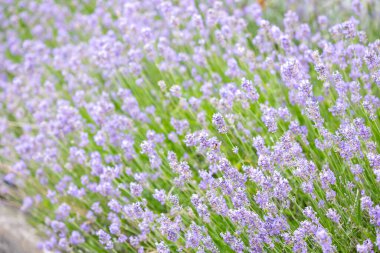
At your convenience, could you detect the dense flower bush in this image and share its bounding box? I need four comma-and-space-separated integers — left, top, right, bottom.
0, 0, 380, 252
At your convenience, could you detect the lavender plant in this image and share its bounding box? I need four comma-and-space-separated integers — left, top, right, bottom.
0, 0, 379, 252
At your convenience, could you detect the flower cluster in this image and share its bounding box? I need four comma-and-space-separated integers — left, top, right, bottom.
0, 0, 380, 252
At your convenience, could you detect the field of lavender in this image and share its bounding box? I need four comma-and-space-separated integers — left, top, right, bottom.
0, 0, 380, 252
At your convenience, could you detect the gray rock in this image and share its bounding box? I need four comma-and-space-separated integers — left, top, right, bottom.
0, 202, 41, 253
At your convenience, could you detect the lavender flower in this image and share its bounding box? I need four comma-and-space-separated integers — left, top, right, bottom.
212, 113, 228, 134
70, 231, 85, 245
1, 1, 379, 252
